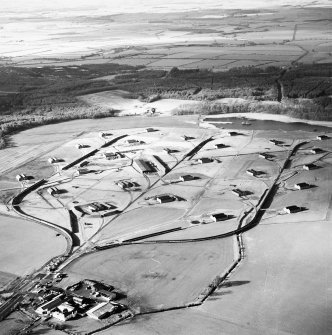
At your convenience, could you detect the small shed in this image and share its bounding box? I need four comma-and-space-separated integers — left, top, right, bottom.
228, 131, 238, 136
246, 169, 258, 177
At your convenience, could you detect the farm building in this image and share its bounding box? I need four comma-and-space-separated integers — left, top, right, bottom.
283, 205, 304, 214
228, 131, 239, 136
196, 157, 214, 164
103, 152, 124, 160
210, 213, 230, 222
52, 302, 77, 321
294, 182, 311, 190
303, 163, 318, 170
16, 174, 27, 181
214, 143, 228, 149
35, 294, 65, 316
316, 135, 329, 140
310, 148, 324, 154
133, 159, 158, 174
87, 302, 118, 320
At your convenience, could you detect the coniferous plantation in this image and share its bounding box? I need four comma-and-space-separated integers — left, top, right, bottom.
1, 63, 331, 148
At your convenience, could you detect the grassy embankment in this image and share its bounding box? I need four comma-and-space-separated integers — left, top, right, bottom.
1, 63, 331, 148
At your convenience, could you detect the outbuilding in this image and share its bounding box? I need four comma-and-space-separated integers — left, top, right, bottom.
87, 302, 118, 320
228, 131, 239, 136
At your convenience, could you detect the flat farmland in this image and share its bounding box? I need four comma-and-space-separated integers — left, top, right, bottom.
60, 238, 234, 312
0, 215, 66, 283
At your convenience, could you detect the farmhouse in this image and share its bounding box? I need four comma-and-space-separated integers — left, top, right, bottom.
316, 135, 329, 140
303, 163, 318, 170
294, 182, 311, 190
87, 302, 118, 320
283, 205, 304, 214
52, 302, 77, 321
133, 159, 158, 174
